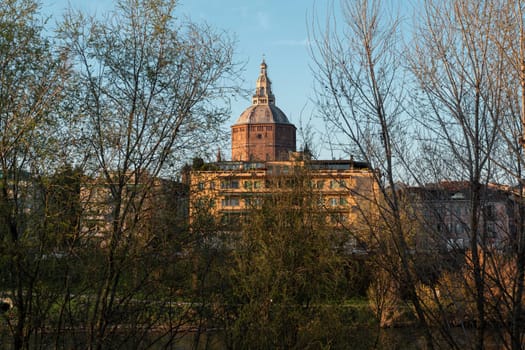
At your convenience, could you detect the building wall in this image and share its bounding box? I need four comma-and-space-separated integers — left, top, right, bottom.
231, 123, 296, 161
189, 159, 376, 233
80, 174, 188, 242
407, 183, 516, 251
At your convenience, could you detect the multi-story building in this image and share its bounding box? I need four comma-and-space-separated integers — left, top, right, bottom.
405, 181, 517, 251
80, 172, 188, 243
189, 61, 376, 234
190, 156, 375, 229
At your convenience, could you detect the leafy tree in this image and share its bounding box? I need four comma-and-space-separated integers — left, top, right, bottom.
0, 0, 70, 348
55, 0, 241, 347
44, 164, 83, 249
213, 170, 353, 349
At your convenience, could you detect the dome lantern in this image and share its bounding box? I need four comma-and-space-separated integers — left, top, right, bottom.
252, 59, 275, 105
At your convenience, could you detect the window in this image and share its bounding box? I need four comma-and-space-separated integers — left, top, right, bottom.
484, 204, 496, 221
254, 181, 262, 189
245, 197, 262, 207
221, 179, 239, 189
486, 223, 496, 238
330, 180, 346, 189
221, 197, 240, 207
316, 180, 324, 189
221, 213, 241, 227
194, 198, 215, 209
329, 213, 347, 224
244, 181, 252, 189
328, 197, 347, 207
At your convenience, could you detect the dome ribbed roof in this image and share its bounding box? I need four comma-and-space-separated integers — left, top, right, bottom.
233, 59, 292, 126
235, 104, 291, 125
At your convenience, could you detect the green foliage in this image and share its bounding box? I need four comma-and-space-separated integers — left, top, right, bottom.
209, 171, 358, 349
42, 164, 83, 249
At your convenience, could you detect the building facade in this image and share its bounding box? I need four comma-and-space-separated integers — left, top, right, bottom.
190, 61, 376, 234
405, 181, 517, 251
80, 172, 188, 243
190, 157, 375, 230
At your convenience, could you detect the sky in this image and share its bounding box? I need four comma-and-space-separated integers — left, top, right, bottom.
175, 0, 326, 151
38, 0, 340, 159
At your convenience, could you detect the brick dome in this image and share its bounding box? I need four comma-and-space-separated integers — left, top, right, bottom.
231, 60, 296, 161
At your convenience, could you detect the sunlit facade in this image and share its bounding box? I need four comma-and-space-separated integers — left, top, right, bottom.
190, 61, 376, 234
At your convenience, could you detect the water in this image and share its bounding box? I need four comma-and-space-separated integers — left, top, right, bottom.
0, 327, 511, 349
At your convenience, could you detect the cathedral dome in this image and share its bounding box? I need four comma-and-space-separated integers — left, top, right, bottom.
231, 60, 296, 162
234, 104, 291, 125
232, 59, 292, 126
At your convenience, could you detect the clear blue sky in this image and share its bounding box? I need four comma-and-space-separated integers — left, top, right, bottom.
176, 0, 326, 154
40, 0, 332, 158
41, 1, 414, 160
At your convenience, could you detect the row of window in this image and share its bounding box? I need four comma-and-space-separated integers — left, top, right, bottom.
232, 133, 272, 141
197, 179, 349, 191
312, 179, 347, 189
433, 204, 497, 221
436, 221, 499, 237
232, 126, 273, 133
219, 196, 349, 208
219, 212, 348, 227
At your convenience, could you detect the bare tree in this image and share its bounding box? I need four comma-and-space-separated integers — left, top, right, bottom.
309, 0, 436, 348
481, 2, 525, 349
408, 1, 521, 348
57, 0, 241, 347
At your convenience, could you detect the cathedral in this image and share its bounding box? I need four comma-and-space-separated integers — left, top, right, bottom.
189, 60, 375, 231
